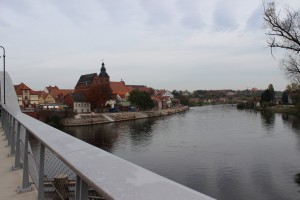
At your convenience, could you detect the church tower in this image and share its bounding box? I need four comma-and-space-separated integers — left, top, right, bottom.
99, 62, 110, 85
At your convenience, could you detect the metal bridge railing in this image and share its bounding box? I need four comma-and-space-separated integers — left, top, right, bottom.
1, 71, 216, 200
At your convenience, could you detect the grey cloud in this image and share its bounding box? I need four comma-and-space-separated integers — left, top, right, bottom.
245, 5, 264, 31
0, 19, 10, 28
139, 0, 172, 27
99, 0, 134, 24
213, 2, 238, 31
0, 0, 31, 14
181, 14, 204, 30
176, 0, 205, 30
49, 0, 90, 23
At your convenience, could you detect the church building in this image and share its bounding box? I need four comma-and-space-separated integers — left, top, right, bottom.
74, 62, 110, 96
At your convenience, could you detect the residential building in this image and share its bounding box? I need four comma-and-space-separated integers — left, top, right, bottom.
110, 81, 131, 108
152, 96, 171, 110
155, 89, 174, 99
152, 89, 175, 109
14, 83, 39, 108
42, 93, 56, 104
64, 93, 91, 113
44, 85, 73, 104
110, 81, 130, 99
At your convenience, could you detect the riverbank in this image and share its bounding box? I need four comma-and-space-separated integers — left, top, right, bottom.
256, 105, 300, 117
61, 106, 189, 126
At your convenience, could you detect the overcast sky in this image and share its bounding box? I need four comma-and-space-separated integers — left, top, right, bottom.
1, 0, 299, 91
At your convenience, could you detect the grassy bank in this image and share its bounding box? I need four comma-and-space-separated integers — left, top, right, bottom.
256, 105, 300, 117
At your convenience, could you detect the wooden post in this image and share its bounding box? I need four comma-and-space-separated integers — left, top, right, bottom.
53, 174, 69, 200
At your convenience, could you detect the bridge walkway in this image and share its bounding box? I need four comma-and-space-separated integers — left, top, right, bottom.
0, 127, 37, 200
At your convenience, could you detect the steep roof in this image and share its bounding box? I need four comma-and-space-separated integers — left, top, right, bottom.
30, 90, 40, 95
14, 83, 33, 95
39, 91, 48, 99
50, 88, 73, 98
110, 82, 129, 93
71, 93, 86, 102
77, 73, 97, 85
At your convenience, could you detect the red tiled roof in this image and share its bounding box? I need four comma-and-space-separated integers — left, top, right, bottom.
14, 83, 32, 95
110, 81, 129, 95
30, 90, 40, 95
59, 89, 74, 96
126, 85, 153, 93
46, 85, 59, 92
45, 85, 73, 99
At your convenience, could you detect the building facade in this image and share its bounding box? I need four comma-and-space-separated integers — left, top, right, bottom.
64, 93, 91, 113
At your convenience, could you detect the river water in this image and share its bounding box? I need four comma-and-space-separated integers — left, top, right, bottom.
63, 105, 300, 200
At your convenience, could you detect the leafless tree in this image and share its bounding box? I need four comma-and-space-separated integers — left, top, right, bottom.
263, 1, 300, 82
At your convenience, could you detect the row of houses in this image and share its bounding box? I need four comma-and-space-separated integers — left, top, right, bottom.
14, 62, 178, 113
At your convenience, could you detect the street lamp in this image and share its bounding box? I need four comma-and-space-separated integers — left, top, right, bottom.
0, 46, 5, 104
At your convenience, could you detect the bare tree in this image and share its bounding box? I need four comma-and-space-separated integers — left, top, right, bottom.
263, 1, 300, 82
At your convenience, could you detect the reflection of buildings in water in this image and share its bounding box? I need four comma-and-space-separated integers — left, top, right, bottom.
63, 118, 159, 153
63, 124, 118, 152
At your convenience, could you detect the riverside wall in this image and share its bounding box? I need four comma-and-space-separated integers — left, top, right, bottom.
61, 106, 189, 127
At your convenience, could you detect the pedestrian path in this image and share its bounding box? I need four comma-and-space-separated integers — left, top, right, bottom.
0, 128, 37, 200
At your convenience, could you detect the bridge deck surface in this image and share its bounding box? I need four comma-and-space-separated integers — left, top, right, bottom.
0, 128, 37, 200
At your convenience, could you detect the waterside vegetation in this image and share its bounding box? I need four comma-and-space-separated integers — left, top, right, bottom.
237, 83, 300, 117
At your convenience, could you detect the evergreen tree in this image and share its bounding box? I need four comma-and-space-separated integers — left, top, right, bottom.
281, 91, 289, 104
261, 89, 272, 104
268, 84, 275, 102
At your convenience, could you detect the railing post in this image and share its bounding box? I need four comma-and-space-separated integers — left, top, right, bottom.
0, 106, 3, 128
38, 143, 45, 200
75, 176, 88, 200
4, 112, 10, 140
9, 117, 16, 156
2, 110, 7, 137
1, 108, 5, 135
12, 122, 21, 170
17, 129, 32, 193
6, 114, 12, 146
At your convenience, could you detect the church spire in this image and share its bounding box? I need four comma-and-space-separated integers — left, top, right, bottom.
99, 60, 109, 77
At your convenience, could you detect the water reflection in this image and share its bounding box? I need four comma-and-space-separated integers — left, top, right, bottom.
128, 118, 155, 147
282, 114, 300, 131
63, 118, 158, 152
63, 124, 119, 152
251, 164, 286, 200
216, 164, 242, 199
260, 111, 275, 130
62, 106, 300, 200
